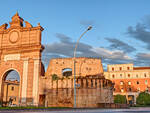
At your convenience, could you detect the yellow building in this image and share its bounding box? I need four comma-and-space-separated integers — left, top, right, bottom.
3, 80, 19, 106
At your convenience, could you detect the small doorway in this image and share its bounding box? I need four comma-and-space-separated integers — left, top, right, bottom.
128, 95, 134, 106
39, 94, 46, 106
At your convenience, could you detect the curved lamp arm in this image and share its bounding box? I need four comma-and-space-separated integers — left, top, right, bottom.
73, 26, 92, 58
73, 26, 92, 108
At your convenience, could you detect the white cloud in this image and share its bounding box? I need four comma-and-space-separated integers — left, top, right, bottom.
92, 47, 131, 60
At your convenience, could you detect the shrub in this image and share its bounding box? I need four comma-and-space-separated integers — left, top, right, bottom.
52, 74, 59, 81
136, 92, 150, 105
114, 94, 127, 104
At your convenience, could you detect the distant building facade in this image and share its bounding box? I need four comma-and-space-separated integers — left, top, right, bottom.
3, 80, 19, 105
104, 63, 150, 105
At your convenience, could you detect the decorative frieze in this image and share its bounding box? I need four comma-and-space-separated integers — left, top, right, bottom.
4, 54, 20, 61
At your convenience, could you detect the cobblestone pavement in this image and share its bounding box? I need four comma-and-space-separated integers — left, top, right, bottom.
1, 107, 150, 113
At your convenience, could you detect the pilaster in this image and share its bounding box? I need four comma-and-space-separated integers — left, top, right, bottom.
32, 58, 40, 106
21, 58, 29, 103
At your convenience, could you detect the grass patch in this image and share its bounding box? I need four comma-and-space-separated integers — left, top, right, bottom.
0, 106, 71, 110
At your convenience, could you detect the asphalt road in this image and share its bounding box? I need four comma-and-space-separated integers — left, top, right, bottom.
1, 107, 150, 113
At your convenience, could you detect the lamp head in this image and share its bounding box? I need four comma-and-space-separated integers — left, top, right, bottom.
87, 26, 92, 31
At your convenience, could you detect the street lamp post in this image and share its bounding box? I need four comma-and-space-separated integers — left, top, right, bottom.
73, 26, 92, 108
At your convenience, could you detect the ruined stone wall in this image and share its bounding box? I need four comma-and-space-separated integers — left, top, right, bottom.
44, 75, 114, 108
45, 57, 103, 77
40, 57, 114, 107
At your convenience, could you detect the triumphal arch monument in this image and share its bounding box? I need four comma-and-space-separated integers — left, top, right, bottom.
0, 13, 44, 106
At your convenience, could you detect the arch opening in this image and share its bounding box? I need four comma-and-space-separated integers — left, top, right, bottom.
1, 70, 20, 106
62, 68, 72, 77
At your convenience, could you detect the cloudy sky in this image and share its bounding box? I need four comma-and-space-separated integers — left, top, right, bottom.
1, 0, 150, 70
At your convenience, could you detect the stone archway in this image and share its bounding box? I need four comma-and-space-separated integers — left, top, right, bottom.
1, 69, 20, 106
0, 13, 44, 106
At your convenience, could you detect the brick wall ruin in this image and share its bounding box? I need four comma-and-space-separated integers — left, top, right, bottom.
45, 57, 103, 77
39, 58, 114, 108
43, 75, 113, 108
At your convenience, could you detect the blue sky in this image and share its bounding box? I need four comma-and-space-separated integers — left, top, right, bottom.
1, 0, 150, 70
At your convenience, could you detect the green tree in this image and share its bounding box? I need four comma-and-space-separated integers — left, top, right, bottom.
136, 92, 150, 105
114, 94, 127, 104
52, 74, 59, 81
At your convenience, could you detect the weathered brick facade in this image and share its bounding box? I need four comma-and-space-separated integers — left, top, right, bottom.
41, 57, 114, 107
45, 57, 104, 77
44, 75, 113, 108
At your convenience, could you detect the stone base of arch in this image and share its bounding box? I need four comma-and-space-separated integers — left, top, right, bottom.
0, 58, 42, 107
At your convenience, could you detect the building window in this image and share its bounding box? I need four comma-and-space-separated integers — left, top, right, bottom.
144, 73, 147, 77
120, 67, 122, 70
128, 74, 130, 78
112, 67, 114, 71
112, 74, 115, 78
129, 88, 132, 92
120, 74, 122, 78
127, 67, 130, 70
128, 81, 131, 85
136, 74, 138, 78
137, 81, 139, 84
114, 88, 115, 91
145, 80, 148, 85
11, 86, 14, 91
120, 81, 124, 85
62, 68, 72, 77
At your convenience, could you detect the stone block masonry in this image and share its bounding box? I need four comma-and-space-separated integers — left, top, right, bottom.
44, 74, 114, 108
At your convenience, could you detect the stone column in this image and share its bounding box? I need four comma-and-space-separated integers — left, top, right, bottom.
88, 79, 91, 88
100, 79, 103, 102
21, 58, 28, 103
83, 79, 86, 88
97, 79, 100, 89
32, 59, 40, 106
